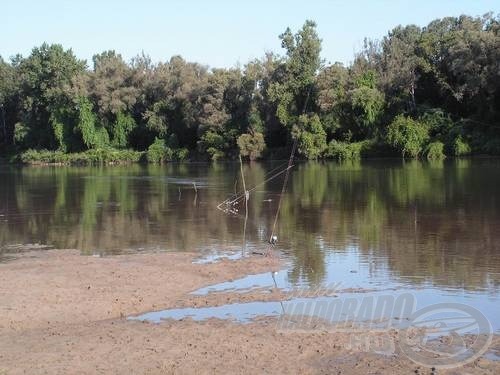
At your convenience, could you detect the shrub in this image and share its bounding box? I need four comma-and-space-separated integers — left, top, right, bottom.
76, 97, 109, 149
294, 114, 327, 159
452, 135, 471, 156
174, 148, 189, 161
385, 115, 429, 158
425, 141, 446, 160
111, 112, 136, 149
146, 137, 189, 163
147, 138, 169, 163
420, 109, 454, 139
237, 132, 266, 160
198, 130, 227, 160
14, 122, 29, 146
18, 148, 143, 165
326, 140, 363, 160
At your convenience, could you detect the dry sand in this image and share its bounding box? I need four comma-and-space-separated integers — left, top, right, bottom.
0, 250, 498, 374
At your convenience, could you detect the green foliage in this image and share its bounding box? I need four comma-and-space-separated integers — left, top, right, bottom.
247, 109, 264, 133
13, 122, 29, 146
425, 141, 446, 160
452, 135, 471, 156
15, 43, 86, 149
49, 106, 79, 152
355, 70, 377, 89
174, 147, 189, 161
420, 109, 454, 140
197, 128, 238, 161
77, 96, 107, 149
147, 138, 170, 163
268, 20, 321, 128
50, 115, 65, 151
386, 115, 429, 158
237, 132, 266, 160
3, 15, 500, 161
326, 140, 363, 160
350, 86, 385, 133
18, 148, 143, 165
293, 114, 327, 159
111, 112, 135, 148
146, 137, 189, 163
90, 50, 138, 118
145, 101, 169, 137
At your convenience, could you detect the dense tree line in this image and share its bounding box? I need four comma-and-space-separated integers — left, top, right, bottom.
1, 14, 499, 162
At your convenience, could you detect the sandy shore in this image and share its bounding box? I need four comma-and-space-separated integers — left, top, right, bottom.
0, 250, 498, 374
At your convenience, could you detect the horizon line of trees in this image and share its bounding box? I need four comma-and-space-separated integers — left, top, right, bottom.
1, 13, 499, 162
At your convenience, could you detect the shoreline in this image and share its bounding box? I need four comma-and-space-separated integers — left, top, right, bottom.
0, 249, 498, 374
2, 153, 500, 168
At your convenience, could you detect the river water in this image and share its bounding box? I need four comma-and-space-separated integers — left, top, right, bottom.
1, 159, 499, 330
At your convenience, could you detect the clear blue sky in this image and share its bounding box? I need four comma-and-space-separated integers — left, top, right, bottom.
2, 0, 498, 68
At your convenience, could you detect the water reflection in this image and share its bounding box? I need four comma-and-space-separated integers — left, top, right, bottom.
1, 159, 499, 293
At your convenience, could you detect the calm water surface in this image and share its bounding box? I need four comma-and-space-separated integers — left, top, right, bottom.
1, 159, 499, 328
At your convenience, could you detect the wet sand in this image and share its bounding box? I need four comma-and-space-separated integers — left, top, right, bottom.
0, 250, 498, 374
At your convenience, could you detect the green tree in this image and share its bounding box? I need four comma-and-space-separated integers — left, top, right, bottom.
15, 43, 86, 150
112, 112, 135, 148
76, 96, 109, 149
293, 114, 327, 159
349, 71, 385, 137
237, 132, 266, 161
386, 115, 429, 158
379, 25, 422, 112
316, 62, 349, 138
268, 20, 322, 129
0, 57, 18, 148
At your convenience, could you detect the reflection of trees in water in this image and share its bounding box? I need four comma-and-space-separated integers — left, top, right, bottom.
279, 159, 500, 289
1, 159, 499, 290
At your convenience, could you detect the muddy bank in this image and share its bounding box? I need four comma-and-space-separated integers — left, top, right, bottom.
0, 250, 498, 374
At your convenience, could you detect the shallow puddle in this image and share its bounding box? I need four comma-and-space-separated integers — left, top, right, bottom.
192, 270, 289, 294
130, 300, 284, 323
484, 351, 500, 361
192, 250, 244, 264
130, 290, 466, 329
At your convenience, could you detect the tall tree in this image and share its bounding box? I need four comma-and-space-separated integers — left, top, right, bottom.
0, 57, 18, 148
380, 25, 422, 113
15, 43, 86, 150
268, 20, 322, 129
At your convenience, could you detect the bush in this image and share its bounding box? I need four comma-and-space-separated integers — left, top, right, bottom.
385, 115, 429, 158
147, 137, 189, 163
326, 140, 363, 160
174, 148, 189, 161
111, 112, 135, 149
18, 148, 143, 165
425, 141, 446, 160
147, 138, 170, 163
14, 122, 29, 146
419, 109, 454, 139
452, 135, 471, 156
237, 132, 266, 160
294, 114, 327, 159
197, 130, 227, 160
